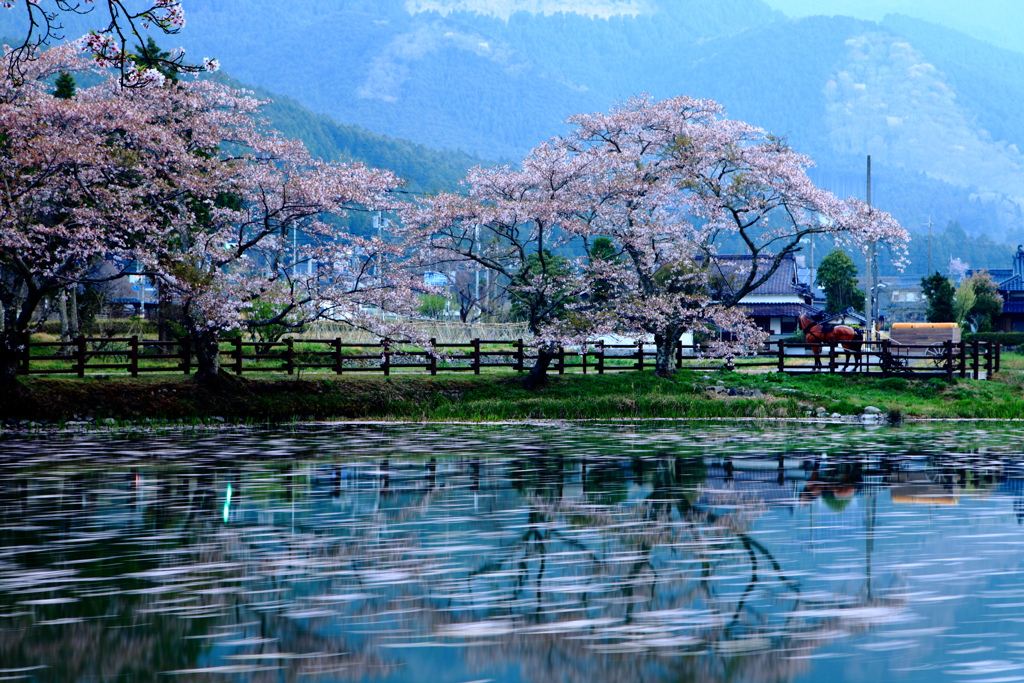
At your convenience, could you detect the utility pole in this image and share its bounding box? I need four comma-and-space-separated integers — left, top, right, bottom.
809, 233, 815, 294
926, 216, 933, 276
867, 155, 877, 340
473, 223, 480, 321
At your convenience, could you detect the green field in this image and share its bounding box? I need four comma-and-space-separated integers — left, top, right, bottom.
2, 352, 1021, 425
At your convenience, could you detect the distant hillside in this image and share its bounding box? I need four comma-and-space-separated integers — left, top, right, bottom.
118, 0, 1024, 248
167, 0, 784, 157
226, 78, 488, 194
4, 0, 1023, 267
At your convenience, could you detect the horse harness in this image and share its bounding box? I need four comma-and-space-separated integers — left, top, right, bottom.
802, 323, 836, 344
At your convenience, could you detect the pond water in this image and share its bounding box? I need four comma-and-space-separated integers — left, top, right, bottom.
3, 422, 1024, 683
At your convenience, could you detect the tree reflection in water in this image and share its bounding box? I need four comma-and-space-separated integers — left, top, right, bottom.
0, 424, 1020, 683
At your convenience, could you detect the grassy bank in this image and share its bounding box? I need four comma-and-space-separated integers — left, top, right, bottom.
1, 354, 1021, 424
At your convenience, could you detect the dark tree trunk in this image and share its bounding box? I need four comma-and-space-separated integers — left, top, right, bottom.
58, 292, 69, 340
654, 327, 682, 377
192, 330, 221, 382
68, 287, 79, 338
522, 344, 558, 390
0, 329, 28, 386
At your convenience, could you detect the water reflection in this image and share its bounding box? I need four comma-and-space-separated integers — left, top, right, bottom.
1, 423, 1024, 682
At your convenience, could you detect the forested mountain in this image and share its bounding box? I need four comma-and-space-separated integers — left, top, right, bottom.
126, 0, 1024, 252
229, 78, 487, 194
5, 0, 1023, 271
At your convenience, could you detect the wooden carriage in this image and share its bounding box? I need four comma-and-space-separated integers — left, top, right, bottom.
887, 323, 961, 367
888, 323, 961, 345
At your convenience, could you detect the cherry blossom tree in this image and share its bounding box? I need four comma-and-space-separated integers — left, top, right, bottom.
560, 94, 907, 375
0, 43, 420, 383
0, 44, 191, 381
402, 143, 593, 388
155, 130, 415, 381
105, 67, 418, 381
1, 0, 212, 86
406, 94, 908, 379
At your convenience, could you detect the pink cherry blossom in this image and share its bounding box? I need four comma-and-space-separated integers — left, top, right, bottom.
0, 44, 424, 381
3, 1, 203, 86
405, 94, 908, 380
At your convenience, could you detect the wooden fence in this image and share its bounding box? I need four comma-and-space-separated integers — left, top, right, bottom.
17, 336, 1001, 380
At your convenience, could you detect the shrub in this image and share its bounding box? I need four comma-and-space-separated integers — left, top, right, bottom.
827, 400, 860, 415
877, 377, 908, 392
915, 377, 949, 398
963, 332, 1023, 347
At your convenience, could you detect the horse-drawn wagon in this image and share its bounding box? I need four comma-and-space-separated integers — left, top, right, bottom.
888, 323, 961, 367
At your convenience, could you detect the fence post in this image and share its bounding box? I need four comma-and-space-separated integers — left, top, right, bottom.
472, 339, 481, 375
985, 341, 994, 380
582, 346, 588, 374
335, 338, 343, 375
597, 341, 605, 375
76, 336, 86, 378
382, 339, 391, 377
880, 339, 890, 377
429, 338, 437, 376
234, 337, 243, 375
182, 337, 191, 375
676, 340, 683, 368
972, 340, 980, 380
636, 341, 644, 371
777, 340, 785, 373
285, 338, 295, 376
558, 345, 565, 375
129, 335, 139, 378
828, 342, 837, 373
515, 339, 524, 373
945, 340, 954, 383
994, 342, 1001, 374
959, 340, 967, 378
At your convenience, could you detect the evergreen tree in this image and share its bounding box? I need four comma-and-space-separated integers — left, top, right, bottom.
133, 37, 180, 84
816, 249, 866, 314
52, 72, 75, 99
967, 271, 1003, 332
921, 272, 956, 322
587, 236, 619, 305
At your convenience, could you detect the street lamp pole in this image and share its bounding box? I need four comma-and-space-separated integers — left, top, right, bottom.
866, 155, 878, 340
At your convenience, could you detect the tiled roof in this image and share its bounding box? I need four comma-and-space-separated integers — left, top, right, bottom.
740, 303, 822, 318
704, 254, 809, 297
1003, 301, 1024, 314
998, 274, 1024, 292
823, 308, 867, 324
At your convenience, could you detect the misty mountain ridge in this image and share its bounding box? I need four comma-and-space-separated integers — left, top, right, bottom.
3, 0, 1022, 267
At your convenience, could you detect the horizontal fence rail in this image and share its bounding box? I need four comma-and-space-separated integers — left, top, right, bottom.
16, 336, 1001, 381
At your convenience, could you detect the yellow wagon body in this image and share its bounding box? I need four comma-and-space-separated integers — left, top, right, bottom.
889, 322, 961, 346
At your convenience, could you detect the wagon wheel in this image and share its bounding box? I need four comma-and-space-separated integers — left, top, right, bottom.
925, 343, 948, 368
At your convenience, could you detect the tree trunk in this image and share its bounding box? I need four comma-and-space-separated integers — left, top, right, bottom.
0, 329, 27, 385
58, 291, 69, 340
654, 327, 682, 377
57, 292, 72, 357
192, 330, 221, 381
522, 344, 558, 390
68, 288, 79, 338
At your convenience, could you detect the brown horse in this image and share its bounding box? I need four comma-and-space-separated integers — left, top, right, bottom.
798, 314, 864, 372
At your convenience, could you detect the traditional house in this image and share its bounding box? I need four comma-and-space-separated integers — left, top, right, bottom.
822, 307, 867, 328
989, 245, 1024, 333
708, 254, 820, 339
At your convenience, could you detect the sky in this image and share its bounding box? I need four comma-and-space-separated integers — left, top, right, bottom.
763, 0, 1024, 54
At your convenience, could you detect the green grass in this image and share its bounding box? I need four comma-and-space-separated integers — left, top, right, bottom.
2, 354, 1021, 423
